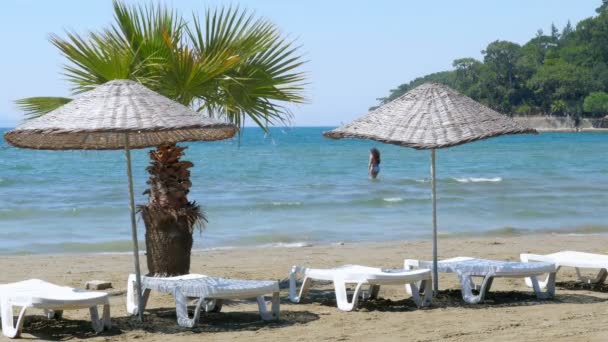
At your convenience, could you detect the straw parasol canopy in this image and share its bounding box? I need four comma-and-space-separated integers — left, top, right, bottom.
324, 82, 537, 294
324, 82, 536, 149
4, 79, 237, 321
4, 79, 236, 150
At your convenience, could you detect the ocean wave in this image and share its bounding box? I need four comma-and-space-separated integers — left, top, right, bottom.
21, 240, 139, 255
396, 177, 503, 185
8, 164, 34, 171
0, 177, 19, 187
246, 201, 303, 210
235, 233, 310, 246
444, 224, 608, 239
270, 201, 302, 206
452, 177, 503, 183
394, 178, 428, 185
434, 226, 528, 238
261, 241, 313, 248
383, 197, 404, 202
482, 226, 527, 236
548, 224, 608, 235
352, 196, 428, 206
0, 206, 125, 220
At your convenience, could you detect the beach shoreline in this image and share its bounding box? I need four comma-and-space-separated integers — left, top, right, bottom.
4, 224, 608, 257
2, 234, 608, 341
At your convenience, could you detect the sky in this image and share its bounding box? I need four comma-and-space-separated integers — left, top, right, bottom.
0, 0, 599, 128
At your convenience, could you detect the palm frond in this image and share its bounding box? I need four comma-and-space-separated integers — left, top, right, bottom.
110, 0, 182, 68
17, 2, 307, 131
188, 6, 307, 131
50, 31, 141, 94
15, 97, 73, 120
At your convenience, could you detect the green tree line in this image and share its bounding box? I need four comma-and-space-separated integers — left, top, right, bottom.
374, 1, 608, 118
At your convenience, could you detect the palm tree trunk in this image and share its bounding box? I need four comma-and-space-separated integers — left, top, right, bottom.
138, 143, 203, 277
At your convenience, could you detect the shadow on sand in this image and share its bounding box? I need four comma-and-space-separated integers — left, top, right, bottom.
13, 281, 608, 339
289, 284, 607, 313
556, 281, 608, 293
15, 302, 319, 341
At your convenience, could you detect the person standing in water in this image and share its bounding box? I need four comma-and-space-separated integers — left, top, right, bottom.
369, 148, 381, 179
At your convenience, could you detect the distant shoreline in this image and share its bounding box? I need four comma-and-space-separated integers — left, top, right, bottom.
536, 128, 608, 132
513, 115, 608, 132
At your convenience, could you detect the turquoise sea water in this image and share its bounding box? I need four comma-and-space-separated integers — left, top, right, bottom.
0, 127, 606, 255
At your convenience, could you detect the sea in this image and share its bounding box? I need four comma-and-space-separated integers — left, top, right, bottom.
0, 127, 606, 255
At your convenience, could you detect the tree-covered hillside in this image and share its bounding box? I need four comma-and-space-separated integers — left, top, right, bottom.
374, 1, 608, 118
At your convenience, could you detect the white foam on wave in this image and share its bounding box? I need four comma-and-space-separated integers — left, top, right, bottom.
454, 177, 503, 183
383, 197, 404, 202
198, 246, 237, 251
271, 201, 302, 206
263, 241, 312, 248
550, 232, 608, 237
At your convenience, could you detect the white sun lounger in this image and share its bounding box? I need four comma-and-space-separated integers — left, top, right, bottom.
0, 279, 110, 338
289, 265, 432, 311
404, 257, 557, 304
127, 274, 279, 327
521, 251, 608, 288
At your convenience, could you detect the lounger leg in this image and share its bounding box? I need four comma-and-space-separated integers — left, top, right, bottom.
408, 282, 423, 307
141, 289, 151, 312
530, 273, 556, 299
420, 279, 432, 306
478, 276, 494, 300
595, 269, 608, 284
126, 274, 136, 315
404, 263, 415, 295
90, 301, 111, 332
406, 278, 432, 307
174, 289, 205, 328
257, 292, 280, 321
127, 275, 150, 316
365, 284, 381, 300
524, 266, 559, 289
521, 254, 560, 289
405, 283, 414, 296
289, 266, 312, 303
334, 280, 364, 311
90, 306, 106, 333
203, 299, 223, 313
459, 274, 493, 304
1, 299, 27, 339
102, 303, 111, 329
403, 261, 430, 299
469, 276, 485, 292
128, 288, 151, 317
44, 309, 63, 319
575, 268, 608, 285
271, 292, 280, 320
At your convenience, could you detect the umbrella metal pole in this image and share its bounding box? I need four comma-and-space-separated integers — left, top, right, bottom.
431, 149, 438, 295
125, 134, 145, 322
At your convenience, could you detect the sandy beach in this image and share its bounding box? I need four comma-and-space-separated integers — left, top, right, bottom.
2, 234, 608, 341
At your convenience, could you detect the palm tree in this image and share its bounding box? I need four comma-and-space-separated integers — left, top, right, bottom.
16, 1, 306, 276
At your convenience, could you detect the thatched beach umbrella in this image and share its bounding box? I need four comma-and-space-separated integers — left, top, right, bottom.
324, 82, 537, 294
4, 79, 237, 320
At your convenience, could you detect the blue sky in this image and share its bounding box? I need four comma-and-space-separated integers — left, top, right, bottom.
0, 0, 598, 127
